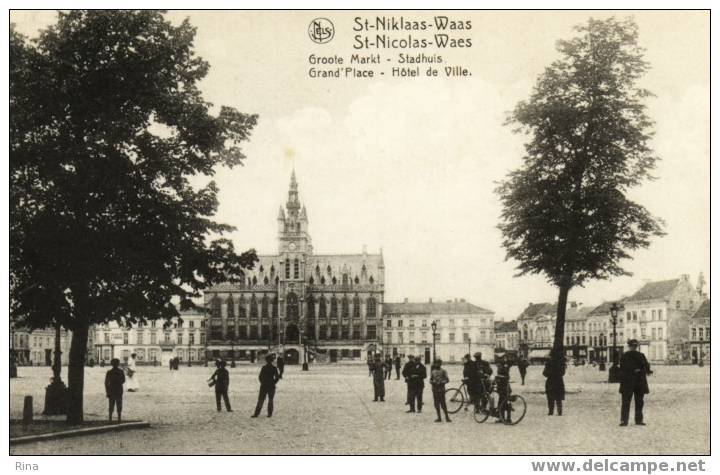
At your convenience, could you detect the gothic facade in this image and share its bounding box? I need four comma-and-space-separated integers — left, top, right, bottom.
204, 172, 384, 363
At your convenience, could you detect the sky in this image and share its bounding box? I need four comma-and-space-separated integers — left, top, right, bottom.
10, 11, 710, 319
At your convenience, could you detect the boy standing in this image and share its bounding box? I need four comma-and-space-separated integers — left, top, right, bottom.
105, 358, 126, 423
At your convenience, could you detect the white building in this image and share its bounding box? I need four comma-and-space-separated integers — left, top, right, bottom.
382, 299, 495, 363
94, 306, 206, 366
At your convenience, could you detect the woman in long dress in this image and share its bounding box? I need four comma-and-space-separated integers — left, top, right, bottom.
125, 353, 140, 392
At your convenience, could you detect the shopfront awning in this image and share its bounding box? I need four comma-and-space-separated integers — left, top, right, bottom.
528, 349, 550, 359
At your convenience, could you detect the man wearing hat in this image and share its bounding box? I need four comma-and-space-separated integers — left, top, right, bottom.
252, 354, 280, 418
208, 359, 232, 412
618, 339, 652, 426
401, 354, 415, 406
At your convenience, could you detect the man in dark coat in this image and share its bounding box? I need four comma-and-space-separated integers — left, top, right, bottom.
105, 358, 126, 423
384, 356, 393, 380
252, 354, 280, 418
543, 350, 566, 416
517, 358, 529, 385
467, 352, 492, 410
208, 359, 232, 412
277, 354, 285, 378
618, 339, 652, 426
401, 354, 415, 405
394, 355, 402, 379
405, 356, 427, 413
372, 355, 386, 401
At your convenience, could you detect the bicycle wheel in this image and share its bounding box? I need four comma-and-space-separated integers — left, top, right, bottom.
445, 387, 464, 414
473, 399, 490, 423
500, 394, 527, 425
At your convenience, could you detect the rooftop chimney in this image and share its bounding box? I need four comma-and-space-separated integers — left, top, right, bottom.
428, 298, 433, 304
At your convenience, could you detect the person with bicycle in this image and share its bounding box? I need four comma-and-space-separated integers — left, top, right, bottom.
494, 356, 511, 422
466, 352, 492, 411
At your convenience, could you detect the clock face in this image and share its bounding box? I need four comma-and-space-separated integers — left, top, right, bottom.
288, 243, 297, 251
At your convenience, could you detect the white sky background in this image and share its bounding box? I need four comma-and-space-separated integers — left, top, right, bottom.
11, 10, 710, 319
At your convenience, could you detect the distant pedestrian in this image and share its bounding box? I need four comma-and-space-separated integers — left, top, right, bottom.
430, 359, 451, 423
394, 355, 401, 379
125, 353, 139, 392
543, 349, 566, 416
277, 354, 285, 378
384, 356, 393, 380
208, 359, 232, 412
402, 354, 415, 405
518, 358, 529, 385
252, 354, 280, 418
105, 358, 126, 423
367, 358, 373, 376
405, 356, 427, 413
619, 339, 652, 426
372, 355, 385, 402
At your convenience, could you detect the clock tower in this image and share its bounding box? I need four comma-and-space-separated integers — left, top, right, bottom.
277, 169, 312, 257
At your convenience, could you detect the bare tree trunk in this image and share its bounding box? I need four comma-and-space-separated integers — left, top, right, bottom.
66, 321, 88, 424
553, 283, 571, 357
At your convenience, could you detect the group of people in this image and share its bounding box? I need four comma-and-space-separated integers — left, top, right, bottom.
103, 340, 653, 427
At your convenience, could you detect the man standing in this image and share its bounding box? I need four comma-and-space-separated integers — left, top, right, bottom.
208, 359, 232, 412
402, 354, 415, 406
277, 353, 285, 379
384, 355, 393, 380
405, 355, 427, 413
394, 355, 402, 379
372, 355, 386, 401
517, 358, 529, 385
252, 354, 280, 418
105, 358, 125, 423
469, 352, 493, 410
618, 339, 652, 426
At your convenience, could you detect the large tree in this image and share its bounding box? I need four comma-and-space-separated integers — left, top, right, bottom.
496, 18, 664, 363
10, 11, 258, 423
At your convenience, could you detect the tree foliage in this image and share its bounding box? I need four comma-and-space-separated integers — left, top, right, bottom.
496, 17, 665, 351
10, 11, 258, 421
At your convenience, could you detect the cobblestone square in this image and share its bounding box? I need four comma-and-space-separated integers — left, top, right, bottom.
10, 363, 709, 455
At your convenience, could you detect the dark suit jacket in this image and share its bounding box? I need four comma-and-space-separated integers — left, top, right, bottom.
619, 350, 651, 394
105, 367, 126, 397
406, 362, 427, 388
211, 368, 230, 392
259, 363, 280, 388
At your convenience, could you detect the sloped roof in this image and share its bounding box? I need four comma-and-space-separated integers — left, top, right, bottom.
518, 303, 555, 320
494, 320, 517, 332
383, 301, 493, 315
692, 299, 710, 320
626, 279, 679, 302
588, 298, 628, 316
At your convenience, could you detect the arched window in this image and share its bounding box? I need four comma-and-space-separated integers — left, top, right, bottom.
315, 265, 320, 275
259, 265, 264, 273
352, 295, 361, 318
261, 295, 269, 319
366, 297, 377, 318
210, 296, 221, 319
272, 296, 278, 318
342, 274, 349, 285
309, 276, 314, 285
341, 295, 350, 319
369, 276, 374, 284
252, 275, 257, 286
354, 276, 360, 284
286, 292, 299, 320
332, 276, 337, 285
319, 296, 327, 319
270, 264, 275, 275
226, 296, 235, 319
294, 258, 300, 279
285, 259, 291, 279
522, 324, 528, 341
264, 276, 269, 285
306, 295, 316, 319
238, 295, 247, 319
275, 276, 279, 285
250, 295, 258, 319
330, 296, 338, 319
320, 276, 326, 285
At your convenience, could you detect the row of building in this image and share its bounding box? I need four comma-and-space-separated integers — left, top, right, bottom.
10, 173, 710, 367
493, 273, 710, 364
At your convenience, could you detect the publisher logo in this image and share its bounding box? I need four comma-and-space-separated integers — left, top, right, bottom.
309, 18, 334, 44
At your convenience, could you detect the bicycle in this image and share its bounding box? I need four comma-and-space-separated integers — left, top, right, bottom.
472, 379, 527, 425
445, 381, 473, 414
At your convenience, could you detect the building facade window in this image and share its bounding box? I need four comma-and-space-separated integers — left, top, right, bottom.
366, 297, 377, 318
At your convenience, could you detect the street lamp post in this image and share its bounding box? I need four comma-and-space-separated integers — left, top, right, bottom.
608, 302, 622, 383
43, 322, 67, 415
598, 333, 606, 371
230, 339, 236, 368
431, 321, 438, 362
302, 332, 309, 371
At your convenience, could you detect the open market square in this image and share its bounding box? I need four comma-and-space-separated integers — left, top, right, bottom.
10, 363, 709, 455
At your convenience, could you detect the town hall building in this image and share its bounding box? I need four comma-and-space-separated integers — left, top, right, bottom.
204, 172, 385, 364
